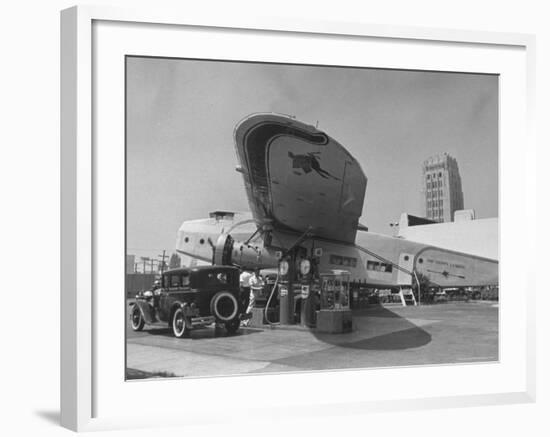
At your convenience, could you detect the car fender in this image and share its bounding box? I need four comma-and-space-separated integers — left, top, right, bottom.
171, 302, 194, 329
132, 300, 157, 324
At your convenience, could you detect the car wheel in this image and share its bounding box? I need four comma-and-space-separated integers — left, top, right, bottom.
130, 305, 145, 331
225, 318, 240, 335
172, 307, 190, 338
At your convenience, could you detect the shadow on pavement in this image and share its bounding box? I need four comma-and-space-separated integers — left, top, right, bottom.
141, 325, 263, 340
126, 368, 177, 380
314, 305, 432, 351
344, 326, 431, 350
352, 305, 403, 318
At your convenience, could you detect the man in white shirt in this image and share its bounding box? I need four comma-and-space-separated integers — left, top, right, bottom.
249, 270, 265, 320
242, 269, 264, 326
239, 270, 253, 325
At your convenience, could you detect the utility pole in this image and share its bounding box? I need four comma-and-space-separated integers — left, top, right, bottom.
140, 257, 150, 274
158, 250, 167, 274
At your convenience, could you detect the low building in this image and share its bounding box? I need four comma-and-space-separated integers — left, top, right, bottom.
126, 254, 136, 274
397, 212, 498, 260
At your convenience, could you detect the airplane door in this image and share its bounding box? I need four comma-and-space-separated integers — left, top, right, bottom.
397, 253, 414, 285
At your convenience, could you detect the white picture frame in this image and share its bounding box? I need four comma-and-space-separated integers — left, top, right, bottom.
60, 5, 536, 432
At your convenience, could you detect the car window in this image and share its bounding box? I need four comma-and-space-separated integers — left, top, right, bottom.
199, 270, 235, 287
170, 275, 180, 288
181, 273, 190, 286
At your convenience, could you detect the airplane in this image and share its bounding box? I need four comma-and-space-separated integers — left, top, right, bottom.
175, 113, 498, 289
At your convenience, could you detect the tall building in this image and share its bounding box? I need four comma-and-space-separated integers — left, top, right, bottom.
422, 153, 464, 222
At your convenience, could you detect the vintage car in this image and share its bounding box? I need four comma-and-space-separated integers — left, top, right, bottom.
129, 265, 246, 338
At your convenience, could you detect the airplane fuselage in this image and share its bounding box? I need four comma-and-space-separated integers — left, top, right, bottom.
176, 212, 498, 288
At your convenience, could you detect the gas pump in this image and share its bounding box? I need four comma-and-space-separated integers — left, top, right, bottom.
277, 246, 319, 326
316, 270, 353, 333
277, 256, 294, 325
296, 254, 321, 328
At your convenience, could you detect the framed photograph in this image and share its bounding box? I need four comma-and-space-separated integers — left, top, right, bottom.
61, 5, 536, 431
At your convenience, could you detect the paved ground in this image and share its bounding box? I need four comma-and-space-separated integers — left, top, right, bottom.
126, 302, 498, 379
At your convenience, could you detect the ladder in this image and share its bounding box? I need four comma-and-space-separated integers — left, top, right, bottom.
399, 288, 417, 306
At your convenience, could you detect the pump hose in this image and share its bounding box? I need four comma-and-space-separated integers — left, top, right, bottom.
264, 272, 281, 326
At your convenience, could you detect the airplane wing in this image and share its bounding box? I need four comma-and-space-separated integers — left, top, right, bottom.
234, 113, 367, 243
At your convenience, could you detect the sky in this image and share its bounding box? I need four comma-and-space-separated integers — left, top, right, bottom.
126, 57, 498, 258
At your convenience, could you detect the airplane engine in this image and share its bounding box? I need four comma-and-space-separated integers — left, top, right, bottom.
213, 233, 280, 270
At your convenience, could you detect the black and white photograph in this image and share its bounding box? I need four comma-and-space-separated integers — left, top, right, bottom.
4, 0, 547, 434
125, 56, 499, 380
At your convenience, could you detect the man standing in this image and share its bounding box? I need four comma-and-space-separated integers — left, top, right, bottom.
244, 269, 264, 326
239, 269, 253, 324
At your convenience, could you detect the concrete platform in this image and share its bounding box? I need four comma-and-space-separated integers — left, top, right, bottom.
126, 302, 498, 379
